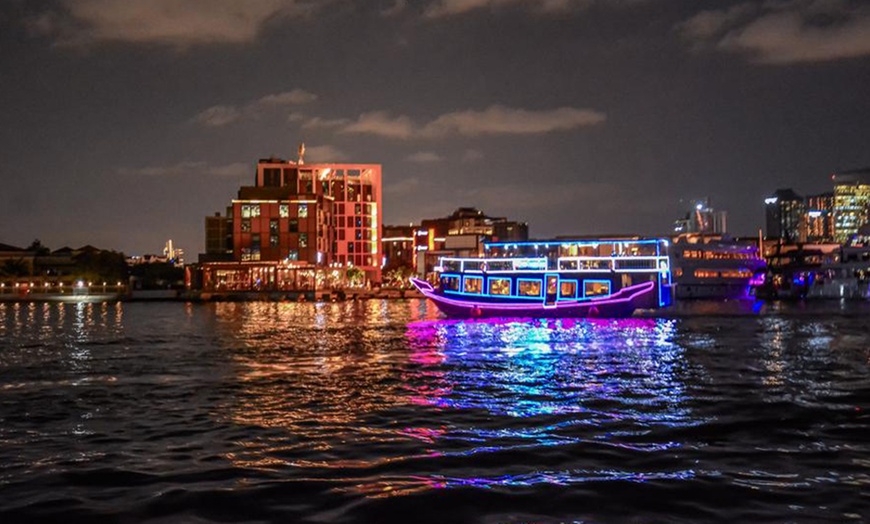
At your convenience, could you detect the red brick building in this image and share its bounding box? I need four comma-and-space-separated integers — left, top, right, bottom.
195, 156, 383, 291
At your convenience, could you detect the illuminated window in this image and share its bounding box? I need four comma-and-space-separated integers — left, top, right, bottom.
442, 276, 460, 291
584, 280, 610, 297
279, 204, 289, 218
298, 204, 308, 218
464, 276, 483, 294
560, 281, 577, 298
489, 278, 511, 295
518, 279, 542, 297
241, 204, 261, 218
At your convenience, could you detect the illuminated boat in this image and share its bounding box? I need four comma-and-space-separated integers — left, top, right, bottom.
410, 238, 673, 318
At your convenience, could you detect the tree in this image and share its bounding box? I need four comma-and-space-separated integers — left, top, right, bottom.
27, 239, 50, 256
383, 265, 414, 289
345, 266, 365, 287
0, 258, 30, 277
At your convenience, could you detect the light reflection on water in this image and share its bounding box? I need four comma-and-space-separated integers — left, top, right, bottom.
216, 301, 696, 495
1, 300, 869, 521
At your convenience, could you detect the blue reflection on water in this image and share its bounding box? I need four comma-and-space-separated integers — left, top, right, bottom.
399, 317, 697, 490
406, 317, 689, 419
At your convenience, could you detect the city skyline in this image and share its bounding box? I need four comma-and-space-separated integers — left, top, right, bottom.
2, 0, 869, 256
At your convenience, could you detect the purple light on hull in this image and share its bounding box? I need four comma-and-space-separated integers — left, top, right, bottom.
410, 278, 656, 319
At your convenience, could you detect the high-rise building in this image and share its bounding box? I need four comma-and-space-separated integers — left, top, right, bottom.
765, 188, 805, 243
673, 198, 727, 235
193, 153, 383, 291
833, 173, 870, 243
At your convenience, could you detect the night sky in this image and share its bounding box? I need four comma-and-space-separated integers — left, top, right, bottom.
2, 0, 869, 257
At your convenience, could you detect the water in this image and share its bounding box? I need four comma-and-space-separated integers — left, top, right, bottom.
0, 300, 868, 523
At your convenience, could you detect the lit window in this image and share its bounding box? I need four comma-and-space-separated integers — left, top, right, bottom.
442, 276, 460, 291
489, 278, 510, 295
584, 280, 610, 297
518, 280, 542, 297
560, 281, 577, 298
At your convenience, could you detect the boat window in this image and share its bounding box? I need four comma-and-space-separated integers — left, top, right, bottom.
547, 277, 558, 295
559, 259, 578, 270
487, 260, 513, 271
560, 280, 577, 298
464, 260, 484, 271
464, 276, 483, 294
614, 258, 657, 270
442, 260, 461, 272
518, 279, 542, 297
441, 275, 460, 291
584, 280, 610, 297
489, 278, 511, 295
580, 259, 611, 270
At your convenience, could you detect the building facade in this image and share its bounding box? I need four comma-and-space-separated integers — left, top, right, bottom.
833, 174, 870, 243
765, 188, 805, 243
195, 155, 383, 291
673, 198, 727, 235
805, 192, 835, 243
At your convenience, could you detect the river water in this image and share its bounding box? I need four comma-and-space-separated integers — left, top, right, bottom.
0, 300, 868, 522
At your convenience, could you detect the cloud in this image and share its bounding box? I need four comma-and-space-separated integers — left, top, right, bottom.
28, 0, 327, 47
302, 116, 352, 130
678, 3, 756, 40
462, 149, 485, 162
192, 89, 317, 127
340, 111, 417, 139
302, 144, 348, 162
405, 151, 444, 163
326, 105, 604, 139
421, 105, 606, 136
118, 161, 249, 178
680, 1, 870, 64
423, 0, 583, 18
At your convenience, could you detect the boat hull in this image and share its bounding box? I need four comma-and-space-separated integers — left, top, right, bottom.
410, 278, 656, 319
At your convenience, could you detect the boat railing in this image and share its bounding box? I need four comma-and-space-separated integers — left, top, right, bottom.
437, 255, 669, 274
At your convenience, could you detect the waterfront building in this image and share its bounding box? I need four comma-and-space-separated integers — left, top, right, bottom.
764, 188, 805, 243
193, 151, 383, 292
420, 207, 528, 242
382, 225, 415, 271
805, 192, 835, 243
415, 207, 529, 279
0, 242, 35, 276
833, 173, 870, 243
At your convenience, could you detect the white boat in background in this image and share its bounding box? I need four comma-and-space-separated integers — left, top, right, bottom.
807, 246, 870, 299
671, 234, 766, 300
